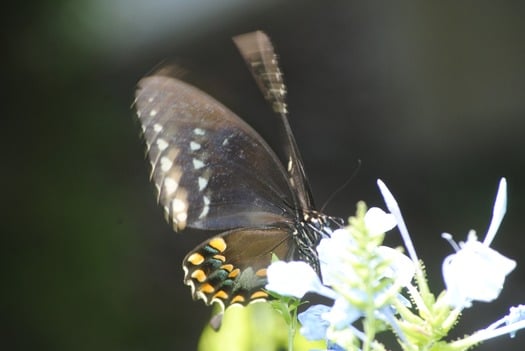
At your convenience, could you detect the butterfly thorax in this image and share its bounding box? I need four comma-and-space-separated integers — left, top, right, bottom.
293, 210, 344, 274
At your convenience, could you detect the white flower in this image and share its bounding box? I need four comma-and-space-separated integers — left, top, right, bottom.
442, 178, 516, 309
376, 246, 416, 288
318, 207, 399, 289
298, 304, 331, 340
364, 207, 397, 236
443, 232, 516, 308
266, 261, 329, 298
266, 260, 337, 299
322, 297, 361, 329
317, 226, 414, 296
317, 229, 358, 289
267, 206, 413, 347
466, 305, 525, 344
486, 304, 525, 338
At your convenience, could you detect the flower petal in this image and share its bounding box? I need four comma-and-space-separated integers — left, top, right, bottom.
364, 207, 397, 235
317, 229, 358, 287
484, 177, 507, 246
377, 246, 415, 287
506, 305, 525, 338
298, 304, 331, 340
377, 179, 419, 263
443, 239, 516, 308
266, 261, 321, 298
322, 297, 361, 329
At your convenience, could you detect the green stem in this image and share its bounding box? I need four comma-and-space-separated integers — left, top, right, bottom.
363, 305, 377, 351
288, 306, 297, 351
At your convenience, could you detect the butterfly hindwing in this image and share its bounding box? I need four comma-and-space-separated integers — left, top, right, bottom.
183, 227, 294, 308
135, 74, 297, 231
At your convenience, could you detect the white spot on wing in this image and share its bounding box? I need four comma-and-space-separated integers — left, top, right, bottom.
172, 198, 187, 213
156, 138, 168, 151
164, 177, 178, 195
148, 97, 154, 103
170, 190, 188, 231
198, 177, 208, 191
193, 158, 205, 170
176, 212, 188, 223
222, 137, 230, 146
194, 128, 205, 135
153, 123, 163, 132
160, 156, 173, 172
199, 195, 211, 219
190, 141, 201, 151
150, 109, 158, 117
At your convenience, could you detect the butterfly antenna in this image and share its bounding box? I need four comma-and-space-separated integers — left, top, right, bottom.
320, 159, 361, 213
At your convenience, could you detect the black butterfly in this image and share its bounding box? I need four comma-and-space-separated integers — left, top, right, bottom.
134, 31, 343, 311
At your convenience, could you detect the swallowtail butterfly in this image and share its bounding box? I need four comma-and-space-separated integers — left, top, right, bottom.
134, 31, 343, 311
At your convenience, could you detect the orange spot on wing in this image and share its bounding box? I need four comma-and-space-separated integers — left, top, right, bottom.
220, 264, 234, 272
250, 291, 269, 300
213, 254, 226, 262
213, 290, 228, 300
187, 253, 204, 265
228, 268, 240, 278
209, 237, 227, 252
200, 283, 215, 294
231, 295, 245, 304
191, 269, 207, 282
255, 268, 267, 277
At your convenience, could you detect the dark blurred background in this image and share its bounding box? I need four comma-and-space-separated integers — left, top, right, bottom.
4, 1, 525, 350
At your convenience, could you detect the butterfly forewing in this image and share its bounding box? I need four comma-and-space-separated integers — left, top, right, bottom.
135, 74, 297, 231
234, 31, 315, 210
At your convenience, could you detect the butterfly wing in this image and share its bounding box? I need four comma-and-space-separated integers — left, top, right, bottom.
135, 73, 297, 231
183, 227, 294, 308
233, 31, 315, 210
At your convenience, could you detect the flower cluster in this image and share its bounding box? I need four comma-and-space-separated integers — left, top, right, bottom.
266, 178, 524, 350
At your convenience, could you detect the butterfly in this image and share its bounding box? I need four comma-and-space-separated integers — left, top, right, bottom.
134, 31, 343, 311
